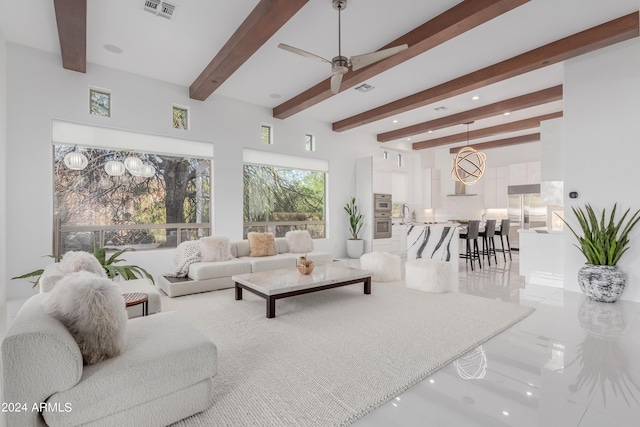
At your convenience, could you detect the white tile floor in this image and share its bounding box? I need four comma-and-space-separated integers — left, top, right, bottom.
3, 254, 640, 427
353, 253, 640, 427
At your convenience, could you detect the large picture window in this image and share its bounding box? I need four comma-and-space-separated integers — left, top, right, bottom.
54, 145, 211, 254
243, 163, 326, 239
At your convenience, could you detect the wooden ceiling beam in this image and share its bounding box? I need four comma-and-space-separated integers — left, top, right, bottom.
335, 13, 638, 132
190, 0, 309, 101
53, 0, 87, 73
449, 133, 540, 153
412, 112, 562, 150
273, 0, 530, 119
377, 85, 562, 142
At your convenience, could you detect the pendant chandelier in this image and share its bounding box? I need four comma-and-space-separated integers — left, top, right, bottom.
451, 122, 486, 186
63, 151, 88, 170
63, 149, 155, 178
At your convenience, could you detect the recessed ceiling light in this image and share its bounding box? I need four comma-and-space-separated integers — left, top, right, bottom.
502, 411, 509, 416
429, 379, 435, 384
504, 112, 511, 116
103, 44, 123, 54
428, 130, 433, 133
406, 138, 411, 141
472, 96, 480, 100
526, 391, 533, 396
392, 119, 398, 123
270, 94, 282, 99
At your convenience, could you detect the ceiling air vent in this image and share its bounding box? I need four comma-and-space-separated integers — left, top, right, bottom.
434, 106, 448, 111
143, 0, 160, 13
143, 0, 176, 19
354, 83, 374, 93
159, 2, 176, 19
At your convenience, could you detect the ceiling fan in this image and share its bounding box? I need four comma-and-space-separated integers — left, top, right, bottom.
278, 0, 408, 95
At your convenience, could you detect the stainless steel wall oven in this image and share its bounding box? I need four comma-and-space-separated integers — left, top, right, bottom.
373, 193, 392, 239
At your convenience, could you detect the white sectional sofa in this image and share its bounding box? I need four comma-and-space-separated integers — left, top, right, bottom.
1, 293, 217, 427
157, 237, 334, 297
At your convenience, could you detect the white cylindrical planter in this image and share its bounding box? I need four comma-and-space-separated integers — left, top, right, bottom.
346, 239, 364, 259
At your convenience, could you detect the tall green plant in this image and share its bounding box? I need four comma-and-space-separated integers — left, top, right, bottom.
559, 204, 640, 266
344, 197, 363, 239
92, 239, 154, 283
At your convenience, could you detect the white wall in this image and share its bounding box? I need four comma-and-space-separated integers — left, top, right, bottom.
5, 43, 377, 300
0, 32, 7, 314
564, 38, 640, 301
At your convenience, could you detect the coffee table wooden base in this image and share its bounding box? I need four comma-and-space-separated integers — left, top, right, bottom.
235, 276, 371, 318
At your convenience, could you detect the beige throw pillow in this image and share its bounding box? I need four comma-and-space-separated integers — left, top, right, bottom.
247, 232, 276, 257
285, 230, 314, 253
200, 236, 233, 262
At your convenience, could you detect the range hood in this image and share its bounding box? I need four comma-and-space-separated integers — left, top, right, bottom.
447, 180, 477, 196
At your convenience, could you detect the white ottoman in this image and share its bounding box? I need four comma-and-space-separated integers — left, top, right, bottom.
360, 252, 402, 282
405, 259, 452, 293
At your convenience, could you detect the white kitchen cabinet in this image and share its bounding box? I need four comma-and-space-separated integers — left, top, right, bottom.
485, 166, 511, 208
391, 172, 408, 203
391, 225, 408, 255
373, 170, 392, 194
423, 168, 441, 209
509, 162, 540, 185
372, 238, 393, 253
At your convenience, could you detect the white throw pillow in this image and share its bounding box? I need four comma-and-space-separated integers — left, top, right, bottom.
59, 251, 107, 278
200, 236, 234, 262
44, 271, 128, 365
285, 230, 314, 254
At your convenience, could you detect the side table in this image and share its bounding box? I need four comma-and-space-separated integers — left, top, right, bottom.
122, 292, 149, 317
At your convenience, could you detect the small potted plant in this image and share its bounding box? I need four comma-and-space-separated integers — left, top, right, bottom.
560, 203, 640, 302
344, 197, 364, 258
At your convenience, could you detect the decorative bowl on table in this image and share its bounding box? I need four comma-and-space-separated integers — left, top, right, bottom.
297, 256, 314, 275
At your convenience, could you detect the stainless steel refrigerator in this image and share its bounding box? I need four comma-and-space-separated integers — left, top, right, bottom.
507, 184, 547, 249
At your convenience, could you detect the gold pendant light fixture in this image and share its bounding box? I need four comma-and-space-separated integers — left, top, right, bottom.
451, 121, 486, 186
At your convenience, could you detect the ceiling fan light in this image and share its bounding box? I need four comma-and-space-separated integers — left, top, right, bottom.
64, 152, 88, 170
124, 156, 143, 172
104, 160, 125, 176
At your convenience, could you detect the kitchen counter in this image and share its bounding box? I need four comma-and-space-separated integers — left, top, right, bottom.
518, 228, 563, 287
406, 224, 460, 272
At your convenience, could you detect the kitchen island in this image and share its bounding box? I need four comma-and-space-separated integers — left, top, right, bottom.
406, 223, 460, 272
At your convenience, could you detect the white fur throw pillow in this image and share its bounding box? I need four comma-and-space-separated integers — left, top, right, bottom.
44, 271, 128, 365
285, 230, 314, 254
200, 236, 233, 262
59, 251, 107, 278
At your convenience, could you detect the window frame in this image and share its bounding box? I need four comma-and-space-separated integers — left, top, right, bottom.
305, 133, 315, 151
172, 105, 189, 130
261, 124, 273, 145
89, 87, 111, 117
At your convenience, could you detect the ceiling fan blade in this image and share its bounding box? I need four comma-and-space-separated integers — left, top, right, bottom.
330, 73, 343, 95
350, 44, 409, 71
278, 43, 331, 64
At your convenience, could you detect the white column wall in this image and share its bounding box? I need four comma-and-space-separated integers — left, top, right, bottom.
5, 43, 376, 300
0, 32, 7, 313
563, 38, 640, 301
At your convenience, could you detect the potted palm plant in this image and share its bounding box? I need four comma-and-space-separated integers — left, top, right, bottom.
560, 203, 640, 302
344, 197, 364, 258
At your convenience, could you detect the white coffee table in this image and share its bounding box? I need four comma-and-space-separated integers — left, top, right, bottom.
232, 264, 372, 318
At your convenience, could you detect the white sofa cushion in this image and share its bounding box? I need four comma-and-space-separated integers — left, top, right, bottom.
45, 271, 129, 365
240, 254, 297, 272
43, 311, 217, 426
188, 258, 252, 280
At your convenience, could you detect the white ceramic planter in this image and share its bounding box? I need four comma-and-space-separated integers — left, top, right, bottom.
577, 264, 626, 303
346, 239, 364, 259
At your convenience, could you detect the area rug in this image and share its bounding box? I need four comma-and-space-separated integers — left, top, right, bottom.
163, 281, 534, 426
